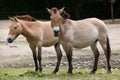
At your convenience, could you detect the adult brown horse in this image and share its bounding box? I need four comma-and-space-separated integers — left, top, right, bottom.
7, 15, 62, 74
47, 7, 111, 74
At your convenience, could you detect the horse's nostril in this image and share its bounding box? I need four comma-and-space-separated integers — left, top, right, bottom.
54, 30, 59, 34
7, 38, 10, 41
54, 30, 59, 37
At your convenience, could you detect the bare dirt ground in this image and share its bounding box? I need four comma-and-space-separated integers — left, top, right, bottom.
0, 20, 120, 70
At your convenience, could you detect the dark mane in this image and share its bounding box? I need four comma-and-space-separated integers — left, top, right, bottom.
51, 7, 58, 14
14, 15, 37, 21
61, 11, 70, 19
51, 7, 70, 19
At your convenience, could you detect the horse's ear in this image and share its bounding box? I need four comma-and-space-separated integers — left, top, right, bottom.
14, 17, 19, 22
9, 16, 14, 21
47, 8, 51, 14
59, 7, 65, 14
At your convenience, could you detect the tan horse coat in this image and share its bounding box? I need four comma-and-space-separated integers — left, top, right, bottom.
60, 18, 107, 49
18, 20, 58, 47
48, 7, 111, 74
7, 15, 62, 74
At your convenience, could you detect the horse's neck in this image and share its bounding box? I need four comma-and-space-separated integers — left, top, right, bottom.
20, 21, 50, 38
20, 21, 34, 38
60, 19, 70, 37
61, 19, 70, 33
59, 25, 66, 38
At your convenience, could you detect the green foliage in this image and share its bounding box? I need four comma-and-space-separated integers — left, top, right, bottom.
108, 0, 116, 3
0, 0, 120, 19
0, 68, 120, 80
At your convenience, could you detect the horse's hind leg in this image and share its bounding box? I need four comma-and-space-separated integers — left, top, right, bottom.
90, 41, 100, 74
99, 37, 111, 74
38, 44, 42, 72
52, 43, 62, 74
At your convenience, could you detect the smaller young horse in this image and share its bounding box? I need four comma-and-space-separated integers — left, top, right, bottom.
47, 7, 111, 74
7, 15, 63, 74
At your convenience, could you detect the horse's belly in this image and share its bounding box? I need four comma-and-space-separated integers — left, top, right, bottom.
72, 40, 95, 49
72, 33, 98, 48
72, 27, 98, 48
42, 38, 58, 47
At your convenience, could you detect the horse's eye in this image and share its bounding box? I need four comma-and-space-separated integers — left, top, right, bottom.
14, 26, 17, 29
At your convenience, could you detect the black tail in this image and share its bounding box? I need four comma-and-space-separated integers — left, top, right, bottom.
106, 37, 112, 72
107, 37, 111, 56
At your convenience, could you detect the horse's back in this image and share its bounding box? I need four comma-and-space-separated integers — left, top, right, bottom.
85, 18, 108, 33
73, 18, 108, 38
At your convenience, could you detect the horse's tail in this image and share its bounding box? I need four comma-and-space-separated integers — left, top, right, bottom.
107, 37, 111, 56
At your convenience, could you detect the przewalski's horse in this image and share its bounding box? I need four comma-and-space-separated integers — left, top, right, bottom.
47, 7, 111, 74
7, 15, 62, 74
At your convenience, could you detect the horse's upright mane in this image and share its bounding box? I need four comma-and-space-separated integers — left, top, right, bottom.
15, 15, 37, 21
61, 10, 70, 19
51, 7, 58, 14
51, 7, 70, 19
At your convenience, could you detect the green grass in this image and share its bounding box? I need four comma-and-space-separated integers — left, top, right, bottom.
0, 68, 119, 80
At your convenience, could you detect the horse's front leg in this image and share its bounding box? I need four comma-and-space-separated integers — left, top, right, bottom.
30, 45, 38, 71
52, 43, 62, 74
38, 44, 42, 72
62, 44, 73, 75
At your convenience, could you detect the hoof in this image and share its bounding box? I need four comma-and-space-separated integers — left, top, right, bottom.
67, 72, 73, 75
107, 71, 112, 74
35, 69, 38, 71
75, 72, 83, 75
52, 72, 57, 75
90, 71, 96, 74
39, 68, 42, 72
39, 71, 42, 73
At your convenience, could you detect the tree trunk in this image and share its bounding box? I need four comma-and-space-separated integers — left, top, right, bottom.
111, 3, 114, 23
75, 7, 80, 19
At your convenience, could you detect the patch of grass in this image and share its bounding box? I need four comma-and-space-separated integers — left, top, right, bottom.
0, 68, 120, 80
112, 49, 120, 53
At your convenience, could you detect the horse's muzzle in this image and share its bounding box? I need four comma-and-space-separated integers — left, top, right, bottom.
7, 37, 13, 43
54, 30, 59, 37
